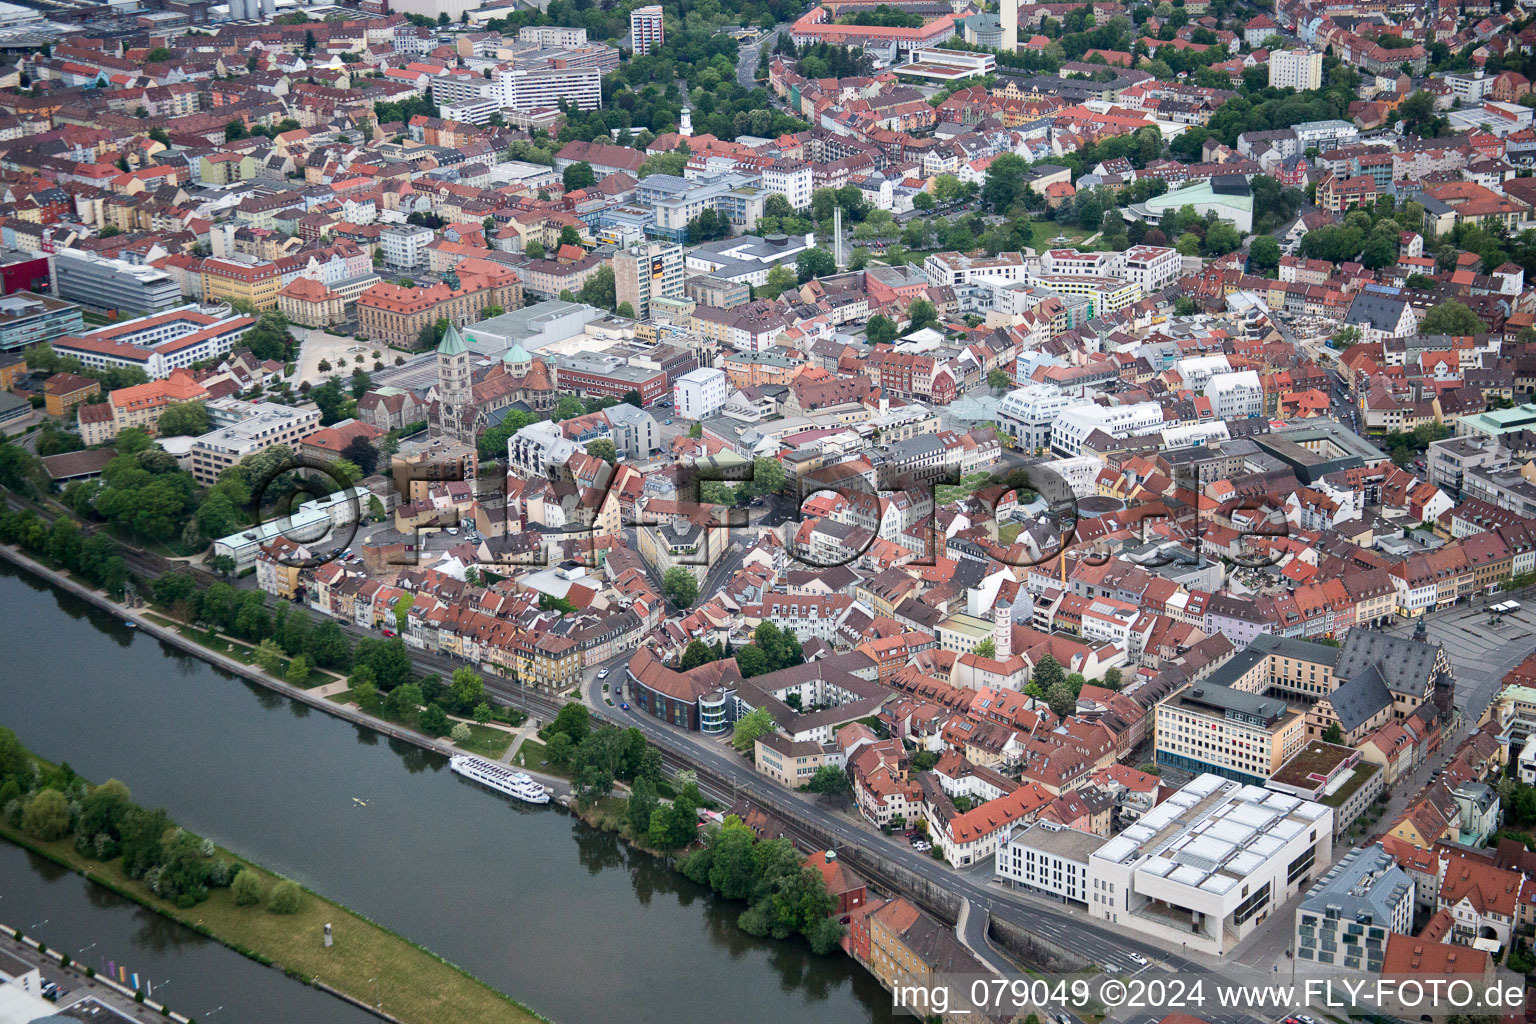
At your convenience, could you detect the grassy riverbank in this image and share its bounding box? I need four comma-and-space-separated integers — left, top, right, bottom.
0, 778, 546, 1024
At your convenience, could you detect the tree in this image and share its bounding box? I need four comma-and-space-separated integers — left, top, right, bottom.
341, 435, 378, 477
156, 401, 209, 437
735, 645, 769, 677
77, 779, 132, 845
384, 681, 422, 719
662, 567, 698, 608
254, 639, 285, 675
585, 439, 617, 465
525, 240, 545, 260
616, 301, 636, 319
912, 192, 935, 211
231, 869, 264, 907
1419, 300, 1482, 337
545, 732, 574, 766
419, 703, 448, 735
750, 456, 785, 496
578, 265, 616, 311
562, 162, 595, 191
1248, 235, 1281, 276
987, 369, 1011, 393
806, 764, 850, 800
731, 708, 776, 753
906, 297, 938, 333
627, 775, 658, 836
866, 314, 897, 345
972, 637, 996, 658
1031, 653, 1064, 691
449, 668, 484, 712
22, 789, 70, 840
764, 264, 798, 297
224, 119, 247, 142
267, 880, 304, 914
1405, 273, 1437, 289
550, 702, 591, 744
146, 46, 174, 62
796, 248, 836, 284
1322, 722, 1345, 744
1046, 681, 1077, 718
680, 639, 716, 670
981, 152, 1028, 212
285, 655, 311, 686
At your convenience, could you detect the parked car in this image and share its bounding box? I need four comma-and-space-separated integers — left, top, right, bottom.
382, 628, 396, 638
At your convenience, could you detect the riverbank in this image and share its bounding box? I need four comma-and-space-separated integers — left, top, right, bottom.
0, 544, 557, 1024
0, 543, 568, 793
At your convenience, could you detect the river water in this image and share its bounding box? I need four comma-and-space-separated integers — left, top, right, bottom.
0, 563, 895, 1024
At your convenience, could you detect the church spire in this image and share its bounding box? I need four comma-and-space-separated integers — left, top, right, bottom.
437, 322, 467, 355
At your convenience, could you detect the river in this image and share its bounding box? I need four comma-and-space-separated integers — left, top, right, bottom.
0, 562, 895, 1024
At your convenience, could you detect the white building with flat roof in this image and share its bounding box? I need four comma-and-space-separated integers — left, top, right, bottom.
1087, 773, 1333, 955
996, 386, 1089, 454
189, 401, 322, 485
1270, 48, 1323, 91
1051, 401, 1164, 456
673, 366, 729, 421
997, 821, 1106, 905
1206, 370, 1264, 419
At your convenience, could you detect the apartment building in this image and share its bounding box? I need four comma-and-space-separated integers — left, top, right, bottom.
613, 241, 684, 321
630, 4, 664, 55
499, 66, 602, 112
1270, 48, 1323, 90
381, 223, 435, 271
1295, 844, 1414, 971
673, 366, 729, 420
995, 820, 1105, 905
200, 254, 284, 310
79, 368, 210, 444
761, 159, 813, 211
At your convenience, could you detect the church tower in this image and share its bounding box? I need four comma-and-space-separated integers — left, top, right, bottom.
436, 323, 472, 416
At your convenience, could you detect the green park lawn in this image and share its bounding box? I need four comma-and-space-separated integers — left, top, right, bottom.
144, 613, 325, 687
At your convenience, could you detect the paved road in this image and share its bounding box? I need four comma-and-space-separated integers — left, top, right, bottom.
3, 930, 175, 1022
735, 25, 785, 89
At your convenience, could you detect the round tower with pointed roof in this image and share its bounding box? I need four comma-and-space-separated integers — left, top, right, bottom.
437, 322, 472, 415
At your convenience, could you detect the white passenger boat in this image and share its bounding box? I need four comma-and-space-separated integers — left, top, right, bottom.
449, 754, 551, 804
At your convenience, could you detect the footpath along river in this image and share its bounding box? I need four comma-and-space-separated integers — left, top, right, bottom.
0, 562, 896, 1024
